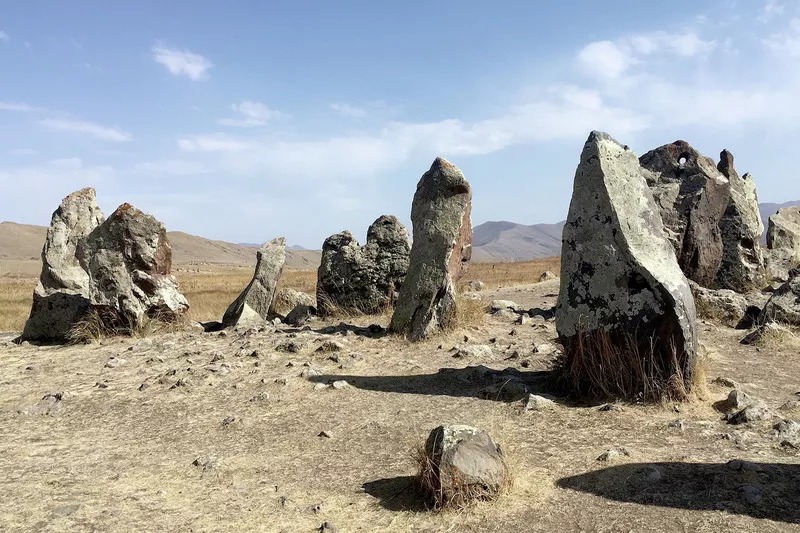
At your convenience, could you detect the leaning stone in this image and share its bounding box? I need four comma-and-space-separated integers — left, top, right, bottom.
222, 238, 285, 328
419, 425, 507, 508
640, 140, 730, 286
556, 132, 698, 401
390, 158, 472, 340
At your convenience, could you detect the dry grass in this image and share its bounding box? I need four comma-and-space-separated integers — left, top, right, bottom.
462, 256, 561, 290
0, 277, 36, 332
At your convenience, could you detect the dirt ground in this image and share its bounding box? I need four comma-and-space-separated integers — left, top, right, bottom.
1, 278, 799, 532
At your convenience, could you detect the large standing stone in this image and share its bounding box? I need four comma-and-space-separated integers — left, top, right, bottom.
316, 215, 410, 316
556, 132, 698, 401
222, 238, 286, 328
639, 141, 730, 287
20, 192, 189, 342
389, 158, 472, 340
715, 150, 766, 291
766, 207, 800, 281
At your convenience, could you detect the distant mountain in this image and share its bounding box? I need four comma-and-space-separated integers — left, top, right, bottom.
472, 220, 564, 262
0, 222, 321, 270
759, 201, 800, 241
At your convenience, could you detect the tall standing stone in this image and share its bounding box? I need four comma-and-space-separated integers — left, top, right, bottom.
556, 132, 698, 401
390, 158, 472, 340
222, 237, 286, 328
639, 141, 730, 287
714, 150, 766, 291
316, 216, 410, 316
766, 207, 800, 281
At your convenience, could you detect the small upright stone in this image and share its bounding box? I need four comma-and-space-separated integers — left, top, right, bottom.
390, 158, 472, 340
556, 132, 698, 401
222, 238, 286, 328
639, 140, 730, 287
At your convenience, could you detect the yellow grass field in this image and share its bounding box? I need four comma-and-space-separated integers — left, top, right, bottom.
0, 257, 561, 332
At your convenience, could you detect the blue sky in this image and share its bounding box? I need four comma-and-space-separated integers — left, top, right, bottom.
1, 0, 799, 248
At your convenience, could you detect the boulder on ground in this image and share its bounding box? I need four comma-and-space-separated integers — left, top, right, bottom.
419, 425, 508, 509
21, 191, 188, 342
689, 280, 748, 327
269, 287, 316, 317
222, 238, 286, 328
390, 158, 472, 340
539, 271, 557, 282
766, 207, 800, 282
556, 132, 698, 401
284, 304, 317, 326
714, 150, 766, 291
759, 275, 800, 326
639, 140, 730, 287
316, 215, 410, 316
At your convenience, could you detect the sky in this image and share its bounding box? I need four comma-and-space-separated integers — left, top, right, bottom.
1, 0, 800, 248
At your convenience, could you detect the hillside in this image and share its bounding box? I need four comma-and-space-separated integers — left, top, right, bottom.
472, 220, 564, 262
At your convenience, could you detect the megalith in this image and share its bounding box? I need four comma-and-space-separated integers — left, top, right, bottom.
389, 157, 472, 340
766, 207, 800, 281
639, 141, 730, 287
316, 215, 410, 315
222, 237, 286, 328
556, 132, 698, 401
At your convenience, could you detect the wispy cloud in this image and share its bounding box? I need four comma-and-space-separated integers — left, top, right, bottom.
38, 119, 133, 142
0, 31, 9, 42
217, 101, 285, 127
151, 44, 213, 81
178, 134, 253, 152
764, 18, 800, 57
0, 102, 42, 112
330, 102, 369, 118
759, 0, 785, 23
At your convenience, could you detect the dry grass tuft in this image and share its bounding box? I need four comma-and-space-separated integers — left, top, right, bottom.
452, 293, 487, 330
67, 308, 190, 344
557, 328, 693, 403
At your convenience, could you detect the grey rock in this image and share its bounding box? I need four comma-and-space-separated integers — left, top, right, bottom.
421, 425, 507, 507
640, 140, 730, 286
597, 447, 631, 462
715, 151, 766, 291
689, 280, 748, 327
270, 287, 315, 317
773, 420, 800, 446
524, 394, 555, 411
21, 192, 188, 342
728, 403, 773, 424
760, 276, 800, 325
450, 344, 493, 359
740, 321, 791, 345
766, 206, 800, 281
317, 215, 410, 316
556, 132, 698, 400
331, 380, 349, 390
222, 238, 286, 328
390, 158, 472, 341
466, 280, 485, 292
538, 271, 557, 282
284, 304, 316, 326
490, 300, 520, 312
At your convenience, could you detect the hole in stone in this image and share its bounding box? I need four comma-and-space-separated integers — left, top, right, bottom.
677, 152, 691, 168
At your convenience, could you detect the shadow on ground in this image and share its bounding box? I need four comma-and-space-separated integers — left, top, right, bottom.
558, 461, 800, 524
311, 365, 563, 403
362, 476, 429, 512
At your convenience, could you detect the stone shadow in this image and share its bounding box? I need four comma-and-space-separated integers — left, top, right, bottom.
362, 476, 428, 512
557, 460, 800, 524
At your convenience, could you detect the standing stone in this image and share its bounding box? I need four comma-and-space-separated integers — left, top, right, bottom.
556, 132, 698, 401
715, 150, 765, 291
21, 188, 105, 342
639, 141, 730, 287
222, 238, 286, 328
77, 203, 188, 326
766, 207, 800, 281
316, 215, 410, 316
20, 192, 189, 342
760, 273, 800, 326
390, 158, 472, 340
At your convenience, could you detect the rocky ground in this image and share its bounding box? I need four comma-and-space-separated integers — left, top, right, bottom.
1, 278, 799, 532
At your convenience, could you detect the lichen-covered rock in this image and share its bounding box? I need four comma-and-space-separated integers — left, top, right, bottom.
766, 207, 800, 282
316, 215, 410, 316
689, 280, 748, 327
556, 132, 697, 401
714, 150, 765, 291
760, 275, 800, 325
420, 425, 507, 508
222, 238, 286, 328
269, 287, 315, 317
639, 141, 730, 287
20, 191, 188, 342
390, 158, 472, 340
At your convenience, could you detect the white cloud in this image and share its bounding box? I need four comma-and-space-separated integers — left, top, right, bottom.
764, 18, 800, 57
759, 0, 785, 23
10, 148, 37, 156
330, 103, 369, 118
0, 31, 8, 42
578, 31, 716, 79
151, 44, 213, 80
38, 119, 132, 142
178, 134, 253, 152
217, 101, 285, 127
0, 102, 41, 112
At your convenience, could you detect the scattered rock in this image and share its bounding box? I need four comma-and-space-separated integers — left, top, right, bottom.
490, 300, 520, 312
221, 238, 286, 328
596, 448, 630, 462
331, 380, 349, 390
284, 304, 316, 327
318, 430, 333, 439
419, 425, 507, 508
319, 522, 339, 533
728, 403, 773, 425
316, 340, 344, 353
192, 455, 218, 471
466, 280, 485, 292
390, 158, 472, 341
524, 394, 555, 412
556, 132, 698, 401
667, 419, 686, 431
740, 321, 791, 345
317, 215, 410, 316
104, 357, 125, 369
450, 344, 493, 359
598, 403, 624, 412
759, 276, 800, 326
538, 271, 557, 282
